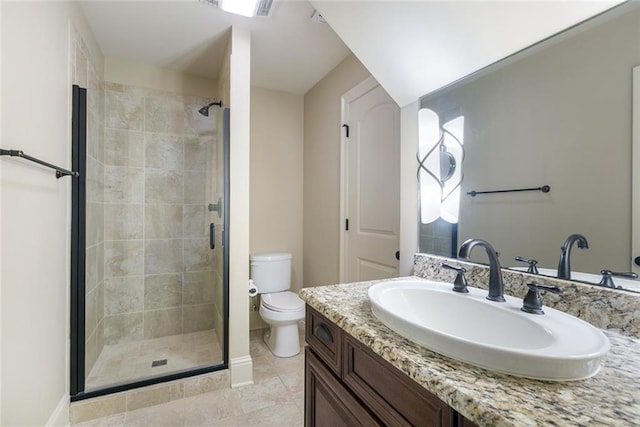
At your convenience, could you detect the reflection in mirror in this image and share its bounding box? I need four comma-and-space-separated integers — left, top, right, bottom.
418, 109, 465, 257
439, 146, 456, 182
417, 2, 640, 293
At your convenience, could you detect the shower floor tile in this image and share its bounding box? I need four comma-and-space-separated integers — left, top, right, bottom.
86, 329, 223, 390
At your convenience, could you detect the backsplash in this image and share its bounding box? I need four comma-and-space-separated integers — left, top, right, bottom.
413, 253, 640, 338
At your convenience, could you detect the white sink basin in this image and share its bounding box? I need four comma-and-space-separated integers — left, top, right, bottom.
368, 279, 610, 381
513, 267, 640, 292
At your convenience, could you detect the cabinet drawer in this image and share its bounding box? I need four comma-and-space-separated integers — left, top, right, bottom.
306, 306, 342, 375
305, 347, 381, 427
342, 334, 454, 427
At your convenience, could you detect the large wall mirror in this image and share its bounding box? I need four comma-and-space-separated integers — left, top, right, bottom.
418, 2, 640, 293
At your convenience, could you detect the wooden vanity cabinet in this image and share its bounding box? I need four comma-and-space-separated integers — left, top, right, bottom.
306, 347, 382, 426
304, 306, 478, 427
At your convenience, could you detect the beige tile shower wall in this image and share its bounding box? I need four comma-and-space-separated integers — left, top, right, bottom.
103, 82, 220, 346
72, 25, 106, 377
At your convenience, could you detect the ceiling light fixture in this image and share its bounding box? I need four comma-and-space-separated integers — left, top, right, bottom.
220, 0, 258, 17
201, 0, 274, 18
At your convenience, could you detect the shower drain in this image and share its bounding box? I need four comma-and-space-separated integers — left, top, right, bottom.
151, 359, 168, 367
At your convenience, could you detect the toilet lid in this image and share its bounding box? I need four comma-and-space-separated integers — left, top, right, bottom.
262, 291, 305, 312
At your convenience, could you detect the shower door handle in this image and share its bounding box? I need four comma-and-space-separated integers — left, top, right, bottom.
209, 223, 215, 250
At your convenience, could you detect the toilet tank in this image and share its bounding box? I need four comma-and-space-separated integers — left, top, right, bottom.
250, 253, 292, 294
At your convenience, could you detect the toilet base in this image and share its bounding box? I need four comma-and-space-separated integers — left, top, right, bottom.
264, 323, 301, 358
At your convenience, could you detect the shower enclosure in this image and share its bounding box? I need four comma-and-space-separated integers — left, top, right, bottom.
70, 82, 229, 399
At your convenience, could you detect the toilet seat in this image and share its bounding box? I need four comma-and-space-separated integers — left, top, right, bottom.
261, 291, 304, 313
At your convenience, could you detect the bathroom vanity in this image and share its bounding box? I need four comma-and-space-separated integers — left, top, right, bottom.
304, 306, 476, 426
300, 254, 640, 426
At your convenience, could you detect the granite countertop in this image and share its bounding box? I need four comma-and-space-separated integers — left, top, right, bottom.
299, 278, 640, 427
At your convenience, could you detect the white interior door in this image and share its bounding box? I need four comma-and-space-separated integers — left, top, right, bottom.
341, 78, 401, 283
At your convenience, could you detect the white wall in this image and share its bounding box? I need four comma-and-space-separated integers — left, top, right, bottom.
227, 26, 253, 387
303, 54, 372, 287
1, 2, 101, 424
250, 86, 303, 328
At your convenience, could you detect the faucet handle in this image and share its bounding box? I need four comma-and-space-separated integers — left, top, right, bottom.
598, 270, 639, 288
521, 282, 562, 315
514, 256, 539, 274
441, 263, 469, 293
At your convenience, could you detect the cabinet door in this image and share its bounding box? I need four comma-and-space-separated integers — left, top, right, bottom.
456, 414, 479, 427
305, 348, 381, 427
342, 334, 454, 427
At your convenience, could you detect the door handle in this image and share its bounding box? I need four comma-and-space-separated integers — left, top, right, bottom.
313, 324, 334, 343
210, 223, 215, 250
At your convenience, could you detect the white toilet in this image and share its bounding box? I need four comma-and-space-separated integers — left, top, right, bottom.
250, 253, 305, 357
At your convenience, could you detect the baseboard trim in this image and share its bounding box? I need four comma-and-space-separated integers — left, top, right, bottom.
230, 355, 253, 387
46, 394, 70, 427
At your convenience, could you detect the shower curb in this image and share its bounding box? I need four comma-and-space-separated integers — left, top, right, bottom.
69, 369, 230, 424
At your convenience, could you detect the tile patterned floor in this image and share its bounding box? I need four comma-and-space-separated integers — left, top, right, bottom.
74, 329, 304, 426
87, 329, 223, 390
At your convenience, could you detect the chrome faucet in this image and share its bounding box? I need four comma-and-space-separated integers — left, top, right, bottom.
557, 234, 589, 280
458, 239, 505, 302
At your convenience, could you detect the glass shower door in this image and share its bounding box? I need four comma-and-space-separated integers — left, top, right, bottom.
71, 84, 229, 399
205, 106, 229, 368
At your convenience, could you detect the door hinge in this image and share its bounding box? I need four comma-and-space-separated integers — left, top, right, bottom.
342, 124, 349, 138
345, 218, 349, 231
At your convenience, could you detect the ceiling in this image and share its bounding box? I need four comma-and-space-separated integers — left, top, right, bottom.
311, 0, 624, 106
81, 0, 624, 103
79, 0, 351, 95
